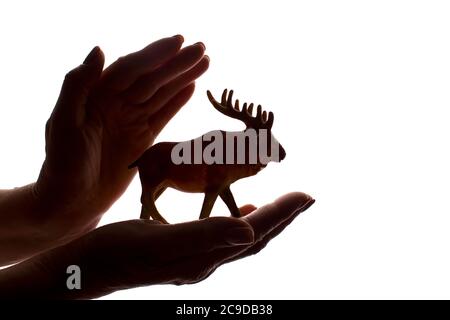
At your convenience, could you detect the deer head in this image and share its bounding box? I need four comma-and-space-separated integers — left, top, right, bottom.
207, 89, 286, 164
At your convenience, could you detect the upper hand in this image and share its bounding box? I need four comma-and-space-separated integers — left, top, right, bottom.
34, 36, 209, 237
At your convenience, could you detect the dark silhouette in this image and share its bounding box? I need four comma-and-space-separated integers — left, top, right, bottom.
0, 35, 315, 299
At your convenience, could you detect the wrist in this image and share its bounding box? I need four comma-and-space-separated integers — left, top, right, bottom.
32, 180, 100, 245
0, 232, 109, 300
0, 182, 92, 266
34, 159, 112, 222
34, 165, 103, 235
0, 244, 76, 299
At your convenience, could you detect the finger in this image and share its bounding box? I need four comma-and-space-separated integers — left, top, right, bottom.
53, 46, 105, 127
239, 204, 258, 216
243, 192, 314, 242
143, 55, 210, 117
224, 198, 316, 263
122, 42, 206, 104
147, 195, 314, 285
159, 194, 313, 284
144, 217, 254, 262
181, 195, 315, 278
100, 35, 184, 91
147, 82, 195, 135
135, 196, 314, 287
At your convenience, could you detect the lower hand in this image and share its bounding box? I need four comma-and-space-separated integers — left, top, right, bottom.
1, 192, 314, 299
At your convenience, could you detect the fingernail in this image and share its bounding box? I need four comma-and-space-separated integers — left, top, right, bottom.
173, 34, 184, 42
225, 227, 254, 245
295, 198, 316, 214
83, 46, 100, 65
195, 42, 206, 50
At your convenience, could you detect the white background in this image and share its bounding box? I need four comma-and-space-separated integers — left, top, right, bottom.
0, 0, 450, 299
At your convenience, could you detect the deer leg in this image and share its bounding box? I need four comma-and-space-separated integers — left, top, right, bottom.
140, 184, 169, 224
146, 200, 169, 224
140, 188, 155, 220
154, 186, 167, 201
140, 186, 152, 220
219, 186, 241, 218
140, 205, 151, 220
148, 186, 169, 224
141, 198, 169, 224
199, 192, 219, 219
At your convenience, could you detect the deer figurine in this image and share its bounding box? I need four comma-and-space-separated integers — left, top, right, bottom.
129, 89, 286, 223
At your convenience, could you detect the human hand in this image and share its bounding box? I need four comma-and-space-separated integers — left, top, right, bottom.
34, 36, 209, 237
4, 192, 314, 299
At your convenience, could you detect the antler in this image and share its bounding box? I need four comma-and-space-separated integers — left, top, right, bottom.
207, 89, 274, 129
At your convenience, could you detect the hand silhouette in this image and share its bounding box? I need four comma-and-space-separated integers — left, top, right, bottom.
34, 35, 209, 237
0, 193, 314, 299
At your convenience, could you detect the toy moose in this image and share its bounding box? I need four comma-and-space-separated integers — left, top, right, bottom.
129, 89, 286, 223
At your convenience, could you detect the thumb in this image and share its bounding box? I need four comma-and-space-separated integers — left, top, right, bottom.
54, 46, 105, 126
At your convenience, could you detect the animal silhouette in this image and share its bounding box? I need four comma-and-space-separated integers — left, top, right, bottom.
129, 89, 286, 223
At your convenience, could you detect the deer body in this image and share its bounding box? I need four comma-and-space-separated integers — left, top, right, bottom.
130, 90, 285, 223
